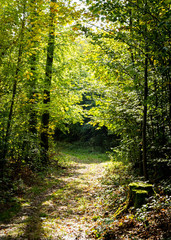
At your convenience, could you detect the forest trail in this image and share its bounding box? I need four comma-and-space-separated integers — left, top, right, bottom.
0, 148, 111, 239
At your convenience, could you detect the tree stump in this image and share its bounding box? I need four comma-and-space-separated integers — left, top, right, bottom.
128, 182, 154, 208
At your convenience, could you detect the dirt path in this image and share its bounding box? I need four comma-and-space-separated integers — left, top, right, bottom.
0, 153, 111, 239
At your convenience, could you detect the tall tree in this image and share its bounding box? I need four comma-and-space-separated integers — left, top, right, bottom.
142, 0, 148, 180
41, 0, 57, 165
28, 0, 40, 135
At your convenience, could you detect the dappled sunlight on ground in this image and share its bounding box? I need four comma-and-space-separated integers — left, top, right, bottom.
0, 150, 111, 240
1, 147, 169, 239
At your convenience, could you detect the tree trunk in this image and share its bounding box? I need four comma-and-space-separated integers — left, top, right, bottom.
29, 0, 39, 135
167, 57, 171, 134
29, 54, 38, 134
142, 0, 148, 180
142, 53, 148, 180
41, 0, 56, 165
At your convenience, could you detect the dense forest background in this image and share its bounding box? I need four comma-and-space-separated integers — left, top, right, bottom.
0, 0, 170, 208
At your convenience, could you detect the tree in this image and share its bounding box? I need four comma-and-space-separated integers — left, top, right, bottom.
41, 0, 57, 165
0, 0, 27, 178
0, 0, 83, 177
81, 0, 171, 179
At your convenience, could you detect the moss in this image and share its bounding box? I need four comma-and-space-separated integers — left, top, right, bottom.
134, 189, 148, 194
129, 182, 154, 195
128, 182, 154, 208
132, 189, 148, 208
129, 182, 153, 190
129, 182, 152, 187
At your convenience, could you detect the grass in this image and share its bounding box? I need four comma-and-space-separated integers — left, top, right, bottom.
56, 141, 109, 164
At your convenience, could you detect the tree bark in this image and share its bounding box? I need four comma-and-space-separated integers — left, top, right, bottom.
29, 0, 39, 135
41, 0, 56, 165
142, 0, 148, 180
142, 53, 148, 180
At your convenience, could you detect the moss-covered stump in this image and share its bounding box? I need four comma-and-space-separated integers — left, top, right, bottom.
128, 182, 154, 208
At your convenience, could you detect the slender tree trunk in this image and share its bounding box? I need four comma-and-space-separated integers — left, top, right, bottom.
29, 54, 38, 134
29, 0, 39, 135
41, 0, 56, 165
167, 57, 171, 134
0, 2, 26, 179
142, 0, 148, 180
142, 53, 148, 180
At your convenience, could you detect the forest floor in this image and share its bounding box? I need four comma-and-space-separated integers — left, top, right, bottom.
0, 144, 113, 239
0, 143, 170, 240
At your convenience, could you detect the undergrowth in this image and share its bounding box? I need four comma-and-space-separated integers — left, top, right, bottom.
0, 143, 170, 240
88, 161, 171, 240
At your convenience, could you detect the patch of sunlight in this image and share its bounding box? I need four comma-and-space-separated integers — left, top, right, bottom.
21, 202, 30, 207
0, 222, 27, 239
51, 188, 64, 197
77, 182, 88, 189
77, 197, 89, 212
42, 199, 54, 206
66, 179, 81, 187
41, 219, 67, 237
16, 197, 30, 207
59, 145, 109, 164
58, 205, 68, 211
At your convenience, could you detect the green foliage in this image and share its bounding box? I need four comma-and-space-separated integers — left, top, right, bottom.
102, 161, 133, 188
0, 0, 85, 178
80, 0, 171, 179
0, 0, 170, 223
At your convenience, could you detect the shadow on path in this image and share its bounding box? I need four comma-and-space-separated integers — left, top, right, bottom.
0, 151, 108, 240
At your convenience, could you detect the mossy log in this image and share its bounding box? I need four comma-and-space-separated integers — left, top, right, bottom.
128, 182, 154, 208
